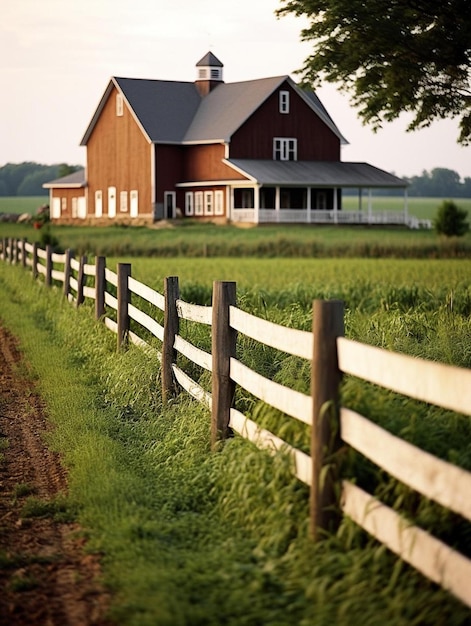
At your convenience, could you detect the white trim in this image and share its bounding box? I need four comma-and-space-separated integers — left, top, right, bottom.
120, 190, 128, 212
273, 137, 297, 161
95, 190, 103, 218
164, 191, 176, 219
279, 90, 290, 114
204, 190, 214, 215
130, 190, 139, 217
195, 191, 203, 216
108, 186, 116, 218
185, 192, 194, 216
215, 190, 224, 215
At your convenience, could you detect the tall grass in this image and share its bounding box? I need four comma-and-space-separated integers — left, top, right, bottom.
0, 260, 470, 624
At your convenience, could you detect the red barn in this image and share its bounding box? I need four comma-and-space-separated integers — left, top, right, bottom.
44, 52, 412, 226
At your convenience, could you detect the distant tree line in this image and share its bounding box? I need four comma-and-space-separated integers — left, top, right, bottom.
0, 162, 82, 197
1, 162, 470, 199
344, 167, 471, 198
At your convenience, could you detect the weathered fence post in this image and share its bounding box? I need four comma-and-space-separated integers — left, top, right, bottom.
21, 238, 27, 268
32, 242, 38, 279
45, 245, 53, 287
63, 249, 73, 300
95, 256, 106, 320
211, 281, 237, 449
310, 299, 344, 540
76, 255, 87, 307
162, 276, 180, 402
117, 262, 131, 350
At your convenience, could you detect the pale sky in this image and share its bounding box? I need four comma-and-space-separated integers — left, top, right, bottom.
2, 0, 470, 180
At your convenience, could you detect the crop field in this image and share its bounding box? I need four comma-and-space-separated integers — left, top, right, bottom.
0, 249, 470, 623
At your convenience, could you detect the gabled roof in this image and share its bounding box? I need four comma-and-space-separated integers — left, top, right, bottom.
226, 160, 407, 188
80, 75, 347, 146
42, 169, 86, 188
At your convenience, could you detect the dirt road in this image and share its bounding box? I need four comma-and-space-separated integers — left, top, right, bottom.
0, 323, 112, 626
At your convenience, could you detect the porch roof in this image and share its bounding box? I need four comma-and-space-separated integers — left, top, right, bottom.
226, 160, 407, 188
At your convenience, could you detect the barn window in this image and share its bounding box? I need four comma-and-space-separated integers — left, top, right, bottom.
116, 93, 124, 116
185, 192, 194, 216
204, 191, 214, 215
195, 191, 203, 215
273, 138, 297, 161
120, 191, 128, 212
279, 91, 290, 114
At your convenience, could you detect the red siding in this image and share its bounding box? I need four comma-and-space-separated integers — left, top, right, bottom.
229, 81, 341, 160
183, 144, 247, 181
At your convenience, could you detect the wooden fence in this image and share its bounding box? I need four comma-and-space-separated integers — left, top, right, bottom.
1, 236, 471, 607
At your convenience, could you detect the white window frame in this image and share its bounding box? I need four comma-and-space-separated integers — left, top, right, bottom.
215, 190, 224, 216
51, 197, 61, 219
195, 191, 203, 216
95, 190, 103, 218
185, 192, 194, 216
130, 190, 138, 218
273, 138, 297, 161
120, 190, 128, 212
204, 191, 214, 215
279, 90, 290, 114
116, 93, 123, 116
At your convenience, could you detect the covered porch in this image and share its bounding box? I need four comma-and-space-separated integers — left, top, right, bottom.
226, 160, 431, 229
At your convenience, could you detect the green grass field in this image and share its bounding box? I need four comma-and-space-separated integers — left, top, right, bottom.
0, 250, 470, 624
0, 196, 48, 215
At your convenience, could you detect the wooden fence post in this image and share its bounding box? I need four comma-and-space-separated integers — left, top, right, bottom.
76, 254, 87, 307
211, 281, 237, 449
45, 245, 52, 287
310, 299, 344, 540
21, 238, 26, 268
117, 262, 131, 350
32, 242, 38, 279
162, 276, 180, 402
14, 238, 20, 265
95, 256, 106, 320
63, 249, 73, 299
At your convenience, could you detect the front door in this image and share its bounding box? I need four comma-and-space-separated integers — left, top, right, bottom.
164, 191, 176, 219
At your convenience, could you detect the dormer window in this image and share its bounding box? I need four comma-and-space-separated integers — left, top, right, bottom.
273, 138, 297, 161
116, 93, 123, 116
279, 90, 290, 114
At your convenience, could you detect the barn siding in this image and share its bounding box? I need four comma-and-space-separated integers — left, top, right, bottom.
183, 144, 247, 181
86, 85, 152, 221
229, 81, 341, 160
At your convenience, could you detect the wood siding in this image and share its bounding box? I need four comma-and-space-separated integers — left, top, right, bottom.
229, 81, 341, 161
183, 144, 247, 182
49, 189, 86, 222
86, 85, 152, 220
155, 144, 184, 202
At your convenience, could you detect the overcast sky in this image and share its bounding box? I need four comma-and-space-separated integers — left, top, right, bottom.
2, 0, 470, 179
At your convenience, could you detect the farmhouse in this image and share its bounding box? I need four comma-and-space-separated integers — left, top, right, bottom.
44, 52, 416, 226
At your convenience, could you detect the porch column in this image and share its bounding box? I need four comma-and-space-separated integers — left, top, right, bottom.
307, 188, 312, 224
368, 189, 372, 223
333, 187, 338, 224
275, 186, 280, 223
254, 184, 260, 224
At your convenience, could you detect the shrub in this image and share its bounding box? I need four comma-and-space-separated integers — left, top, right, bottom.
434, 200, 469, 237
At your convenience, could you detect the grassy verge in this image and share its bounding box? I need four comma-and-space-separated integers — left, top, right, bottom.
0, 262, 470, 624
1, 220, 471, 258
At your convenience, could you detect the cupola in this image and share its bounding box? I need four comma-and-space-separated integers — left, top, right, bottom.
195, 51, 224, 96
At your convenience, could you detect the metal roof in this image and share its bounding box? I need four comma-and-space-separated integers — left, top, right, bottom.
42, 169, 86, 188
196, 51, 223, 67
80, 75, 347, 146
226, 160, 408, 187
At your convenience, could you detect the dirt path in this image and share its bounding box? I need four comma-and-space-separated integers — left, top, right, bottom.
0, 323, 113, 626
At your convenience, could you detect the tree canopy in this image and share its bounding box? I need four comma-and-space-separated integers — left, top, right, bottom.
277, 0, 471, 144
